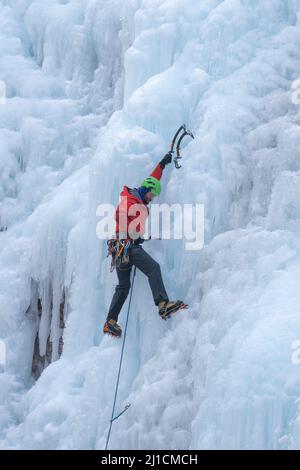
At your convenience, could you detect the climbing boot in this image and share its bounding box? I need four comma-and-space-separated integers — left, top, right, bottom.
103, 319, 122, 337
158, 300, 188, 320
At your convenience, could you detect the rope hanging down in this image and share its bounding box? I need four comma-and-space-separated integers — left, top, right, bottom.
105, 266, 137, 450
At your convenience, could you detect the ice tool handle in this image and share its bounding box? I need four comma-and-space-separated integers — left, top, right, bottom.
170, 124, 194, 169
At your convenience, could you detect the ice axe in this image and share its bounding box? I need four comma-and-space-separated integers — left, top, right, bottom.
169, 124, 194, 169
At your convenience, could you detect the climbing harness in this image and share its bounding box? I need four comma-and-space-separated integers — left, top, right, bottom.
170, 124, 194, 169
105, 266, 137, 450
107, 239, 133, 272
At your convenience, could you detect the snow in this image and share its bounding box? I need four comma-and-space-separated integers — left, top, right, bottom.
1, 0, 300, 450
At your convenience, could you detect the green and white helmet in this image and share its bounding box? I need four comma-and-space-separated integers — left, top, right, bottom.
140, 176, 161, 196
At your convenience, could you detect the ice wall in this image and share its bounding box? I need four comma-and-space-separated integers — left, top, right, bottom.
1, 0, 300, 450
0, 0, 136, 439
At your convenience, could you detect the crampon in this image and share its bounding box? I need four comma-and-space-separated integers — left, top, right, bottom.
159, 300, 189, 320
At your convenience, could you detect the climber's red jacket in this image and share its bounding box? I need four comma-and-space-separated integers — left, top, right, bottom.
115, 163, 163, 240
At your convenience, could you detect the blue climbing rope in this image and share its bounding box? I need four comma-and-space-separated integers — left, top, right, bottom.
105, 265, 137, 450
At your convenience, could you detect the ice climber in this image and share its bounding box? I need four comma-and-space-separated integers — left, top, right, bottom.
103, 152, 187, 337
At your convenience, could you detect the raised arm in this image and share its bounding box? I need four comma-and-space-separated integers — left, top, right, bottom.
149, 152, 173, 180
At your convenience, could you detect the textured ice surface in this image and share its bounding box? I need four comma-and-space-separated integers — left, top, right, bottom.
1, 0, 300, 449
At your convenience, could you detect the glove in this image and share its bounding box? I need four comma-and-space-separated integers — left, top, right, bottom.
160, 152, 173, 169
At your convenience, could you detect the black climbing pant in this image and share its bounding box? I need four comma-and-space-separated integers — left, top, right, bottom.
107, 245, 169, 322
